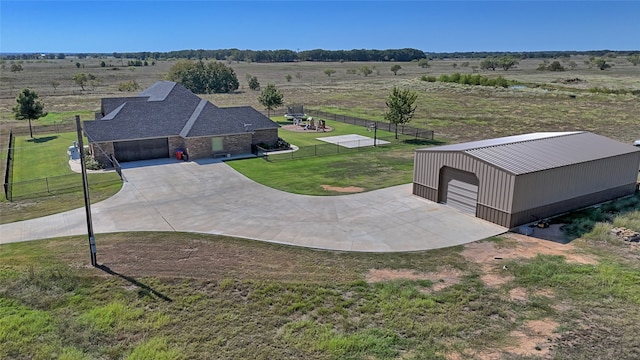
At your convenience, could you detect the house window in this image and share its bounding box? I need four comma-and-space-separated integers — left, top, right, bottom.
211, 137, 223, 152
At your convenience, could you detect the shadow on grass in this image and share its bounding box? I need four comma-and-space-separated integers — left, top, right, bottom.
552, 192, 640, 241
97, 264, 172, 302
403, 138, 446, 146
27, 135, 58, 143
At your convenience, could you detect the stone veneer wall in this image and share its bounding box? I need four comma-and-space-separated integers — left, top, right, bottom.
252, 129, 278, 146
168, 136, 186, 158
185, 137, 212, 159
91, 142, 114, 166
223, 133, 252, 154
185, 134, 254, 159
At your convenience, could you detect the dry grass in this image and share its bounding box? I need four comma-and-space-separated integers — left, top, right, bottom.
2, 56, 639, 143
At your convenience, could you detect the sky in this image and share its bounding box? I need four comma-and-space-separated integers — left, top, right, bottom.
1, 1, 639, 53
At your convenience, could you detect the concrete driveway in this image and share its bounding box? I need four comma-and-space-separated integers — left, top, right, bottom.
0, 159, 506, 252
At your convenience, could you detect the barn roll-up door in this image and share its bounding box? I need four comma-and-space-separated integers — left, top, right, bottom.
446, 179, 478, 215
114, 138, 169, 162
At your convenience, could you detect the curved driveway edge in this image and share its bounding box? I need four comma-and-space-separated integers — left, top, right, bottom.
0, 159, 506, 252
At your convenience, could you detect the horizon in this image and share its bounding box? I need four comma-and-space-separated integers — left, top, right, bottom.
1, 1, 639, 54
0, 48, 637, 56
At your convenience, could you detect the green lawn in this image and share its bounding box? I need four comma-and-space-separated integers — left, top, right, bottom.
230, 119, 439, 195
1, 131, 122, 223
37, 111, 96, 126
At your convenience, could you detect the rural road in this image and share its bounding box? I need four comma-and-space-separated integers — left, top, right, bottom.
0, 159, 506, 252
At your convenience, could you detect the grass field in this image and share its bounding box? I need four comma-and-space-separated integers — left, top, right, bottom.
1, 56, 639, 359
0, 131, 122, 223
1, 56, 639, 143
1, 206, 639, 359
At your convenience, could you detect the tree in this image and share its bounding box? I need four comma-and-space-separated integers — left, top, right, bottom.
547, 61, 565, 71
247, 75, 260, 90
118, 80, 140, 92
480, 58, 498, 71
258, 83, 284, 119
324, 68, 336, 77
75, 62, 81, 68
384, 87, 417, 139
417, 58, 430, 68
73, 73, 89, 90
498, 56, 519, 71
13, 89, 46, 138
390, 64, 401, 75
166, 60, 239, 93
359, 65, 373, 77
628, 54, 640, 66
593, 58, 612, 70
57, 53, 65, 59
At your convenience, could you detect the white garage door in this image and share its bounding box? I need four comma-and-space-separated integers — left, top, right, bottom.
446, 179, 478, 215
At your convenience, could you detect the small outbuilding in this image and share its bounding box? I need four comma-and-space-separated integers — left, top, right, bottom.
413, 132, 640, 228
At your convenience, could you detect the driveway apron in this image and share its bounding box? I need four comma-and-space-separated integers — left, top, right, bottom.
0, 159, 506, 252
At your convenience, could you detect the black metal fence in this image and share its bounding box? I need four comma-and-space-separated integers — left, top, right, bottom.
8, 173, 122, 202
3, 129, 14, 201
262, 134, 431, 162
306, 109, 434, 140
8, 122, 76, 137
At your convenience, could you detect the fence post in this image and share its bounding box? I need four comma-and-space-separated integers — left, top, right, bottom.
46, 177, 50, 193
4, 129, 14, 201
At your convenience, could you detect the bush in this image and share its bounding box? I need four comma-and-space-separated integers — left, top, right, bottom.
85, 156, 104, 170
420, 75, 436, 82
432, 73, 512, 88
117, 80, 140, 92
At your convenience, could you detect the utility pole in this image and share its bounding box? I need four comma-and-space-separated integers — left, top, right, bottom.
75, 115, 97, 266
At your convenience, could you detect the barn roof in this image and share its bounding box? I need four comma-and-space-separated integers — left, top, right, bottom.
417, 132, 640, 175
84, 81, 279, 143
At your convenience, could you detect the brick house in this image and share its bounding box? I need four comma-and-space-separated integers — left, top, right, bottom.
84, 81, 279, 165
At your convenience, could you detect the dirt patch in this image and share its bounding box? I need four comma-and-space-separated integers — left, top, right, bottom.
504, 319, 560, 357
462, 234, 597, 288
462, 234, 597, 265
462, 318, 560, 359
365, 267, 463, 292
321, 184, 364, 193
509, 287, 528, 302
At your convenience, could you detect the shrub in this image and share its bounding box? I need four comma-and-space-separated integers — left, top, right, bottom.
433, 73, 512, 88
117, 80, 140, 92
85, 156, 104, 170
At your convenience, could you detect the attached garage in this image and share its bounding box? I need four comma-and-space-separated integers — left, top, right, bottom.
413, 132, 640, 228
113, 138, 169, 162
83, 81, 280, 166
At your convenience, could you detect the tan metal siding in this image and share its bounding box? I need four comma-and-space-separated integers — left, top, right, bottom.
512, 154, 639, 212
510, 183, 637, 227
414, 151, 516, 212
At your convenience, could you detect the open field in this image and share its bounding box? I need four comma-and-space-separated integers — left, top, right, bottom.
1, 206, 639, 359
1, 56, 639, 359
1, 56, 639, 144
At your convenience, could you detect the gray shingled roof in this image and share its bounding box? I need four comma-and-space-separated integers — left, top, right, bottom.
417, 132, 640, 175
84, 81, 279, 143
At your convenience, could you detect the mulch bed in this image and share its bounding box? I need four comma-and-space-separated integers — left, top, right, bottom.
281, 124, 333, 133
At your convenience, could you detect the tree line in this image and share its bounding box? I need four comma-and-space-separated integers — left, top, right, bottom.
6, 49, 636, 62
